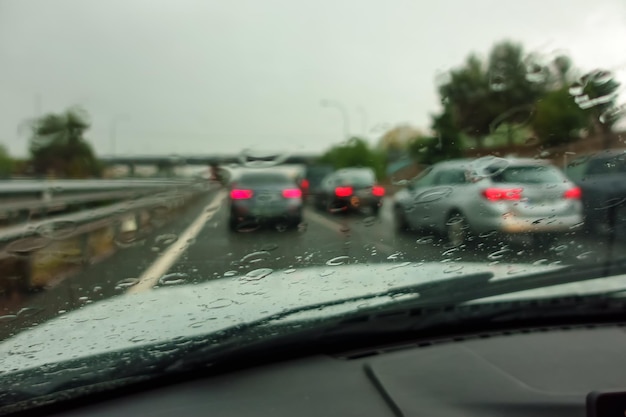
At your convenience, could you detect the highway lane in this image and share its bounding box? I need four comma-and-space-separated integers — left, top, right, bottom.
1, 188, 623, 341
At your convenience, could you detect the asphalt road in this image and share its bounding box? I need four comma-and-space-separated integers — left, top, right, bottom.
1, 186, 624, 340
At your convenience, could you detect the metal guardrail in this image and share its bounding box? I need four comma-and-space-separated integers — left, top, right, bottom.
0, 178, 199, 198
0, 178, 205, 223
0, 181, 214, 292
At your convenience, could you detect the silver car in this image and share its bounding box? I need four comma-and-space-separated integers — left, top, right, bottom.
393, 157, 583, 246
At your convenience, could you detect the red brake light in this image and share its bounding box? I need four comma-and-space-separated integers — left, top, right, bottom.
372, 185, 385, 197
564, 187, 581, 199
301, 179, 309, 189
335, 186, 353, 197
482, 187, 522, 201
230, 189, 253, 199
282, 188, 302, 198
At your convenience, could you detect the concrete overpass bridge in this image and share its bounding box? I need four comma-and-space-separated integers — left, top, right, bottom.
99, 153, 321, 176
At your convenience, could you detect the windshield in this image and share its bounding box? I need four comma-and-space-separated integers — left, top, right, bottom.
1, 0, 626, 406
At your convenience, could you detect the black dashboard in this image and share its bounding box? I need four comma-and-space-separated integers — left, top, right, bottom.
45, 325, 626, 417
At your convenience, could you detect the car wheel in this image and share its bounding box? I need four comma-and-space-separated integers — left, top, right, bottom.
446, 212, 469, 247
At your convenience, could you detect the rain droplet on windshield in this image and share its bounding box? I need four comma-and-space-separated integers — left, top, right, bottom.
241, 268, 273, 281
157, 272, 188, 286
36, 220, 77, 240
115, 278, 140, 290
326, 256, 350, 266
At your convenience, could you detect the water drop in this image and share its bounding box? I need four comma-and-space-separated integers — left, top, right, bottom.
242, 268, 273, 281
444, 264, 464, 273
284, 268, 297, 274
326, 256, 350, 266
223, 270, 238, 277
115, 278, 140, 290
158, 272, 188, 286
387, 252, 402, 260
241, 251, 271, 264
235, 220, 261, 233
36, 220, 77, 240
0, 315, 17, 323
414, 187, 453, 204
416, 236, 434, 244
362, 216, 377, 227
387, 262, 411, 270
204, 298, 233, 309
155, 233, 178, 246
261, 244, 279, 252
532, 259, 548, 266
319, 270, 335, 277
487, 248, 511, 260
6, 238, 50, 256
576, 252, 593, 260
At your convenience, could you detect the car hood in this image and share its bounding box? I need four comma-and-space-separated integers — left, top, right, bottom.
0, 261, 623, 375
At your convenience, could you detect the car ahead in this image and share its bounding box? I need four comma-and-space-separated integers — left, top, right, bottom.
314, 167, 385, 215
228, 170, 303, 231
565, 149, 626, 239
302, 164, 334, 199
393, 157, 583, 246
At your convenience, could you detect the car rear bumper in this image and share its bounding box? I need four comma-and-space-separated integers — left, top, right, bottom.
475, 213, 584, 234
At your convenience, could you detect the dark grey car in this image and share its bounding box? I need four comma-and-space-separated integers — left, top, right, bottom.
314, 168, 385, 215
229, 170, 303, 231
565, 149, 626, 239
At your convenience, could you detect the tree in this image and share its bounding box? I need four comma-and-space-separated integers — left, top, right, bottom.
408, 106, 463, 165
319, 137, 386, 180
439, 41, 552, 148
576, 70, 621, 149
0, 144, 14, 178
531, 88, 590, 147
28, 107, 101, 178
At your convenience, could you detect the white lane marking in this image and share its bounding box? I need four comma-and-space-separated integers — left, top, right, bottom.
303, 208, 343, 232
304, 207, 396, 255
128, 190, 227, 294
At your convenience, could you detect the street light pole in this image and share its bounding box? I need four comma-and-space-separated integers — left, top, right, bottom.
356, 106, 368, 137
110, 114, 129, 156
321, 99, 351, 140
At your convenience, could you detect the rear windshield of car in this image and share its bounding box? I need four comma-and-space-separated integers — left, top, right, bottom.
237, 172, 293, 186
336, 171, 376, 187
490, 165, 563, 184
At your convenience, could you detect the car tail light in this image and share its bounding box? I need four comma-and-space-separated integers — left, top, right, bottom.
335, 186, 353, 197
563, 187, 581, 199
230, 189, 253, 199
482, 187, 523, 201
282, 188, 302, 198
372, 185, 385, 197
300, 179, 309, 189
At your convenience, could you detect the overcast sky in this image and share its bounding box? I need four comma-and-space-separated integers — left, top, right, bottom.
1, 0, 625, 157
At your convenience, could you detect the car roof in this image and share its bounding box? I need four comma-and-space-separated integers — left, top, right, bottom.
572, 148, 626, 161
432, 157, 554, 170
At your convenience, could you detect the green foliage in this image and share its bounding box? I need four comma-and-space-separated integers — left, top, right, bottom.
531, 88, 590, 147
438, 40, 573, 148
319, 137, 386, 180
0, 144, 14, 178
409, 107, 463, 165
28, 107, 101, 178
